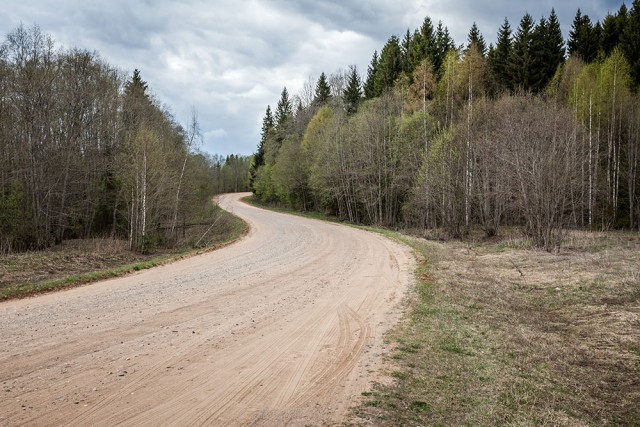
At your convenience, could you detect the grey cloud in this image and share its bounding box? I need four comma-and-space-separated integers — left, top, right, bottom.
1, 0, 628, 157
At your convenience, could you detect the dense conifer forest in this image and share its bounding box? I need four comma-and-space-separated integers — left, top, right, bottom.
0, 25, 250, 254
250, 3, 640, 250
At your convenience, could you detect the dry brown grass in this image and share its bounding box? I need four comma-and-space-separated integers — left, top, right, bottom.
354, 229, 640, 426
0, 207, 247, 297
0, 237, 148, 288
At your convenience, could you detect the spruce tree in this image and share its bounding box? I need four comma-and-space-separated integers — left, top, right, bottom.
508, 13, 535, 92
530, 9, 565, 92
123, 69, 152, 130
374, 35, 404, 95
621, 0, 640, 85
406, 30, 426, 76
402, 29, 412, 66
546, 9, 566, 68
489, 18, 513, 90
568, 9, 598, 62
314, 72, 331, 105
249, 106, 272, 191
530, 17, 548, 92
364, 50, 379, 99
343, 65, 362, 115
467, 22, 487, 56
433, 21, 456, 78
275, 87, 292, 128
601, 13, 621, 55
406, 18, 436, 76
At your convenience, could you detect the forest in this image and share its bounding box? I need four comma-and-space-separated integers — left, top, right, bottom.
0, 25, 250, 254
250, 3, 640, 250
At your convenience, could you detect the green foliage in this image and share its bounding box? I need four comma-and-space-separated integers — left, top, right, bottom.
374, 35, 404, 96
433, 21, 456, 79
0, 25, 221, 253
508, 13, 536, 92
275, 87, 292, 128
314, 72, 331, 105
251, 5, 640, 237
568, 9, 599, 62
343, 65, 362, 115
0, 181, 26, 253
250, 105, 273, 191
467, 22, 487, 56
364, 50, 379, 99
489, 18, 513, 90
621, 0, 640, 86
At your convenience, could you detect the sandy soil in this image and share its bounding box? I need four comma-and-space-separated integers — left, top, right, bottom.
0, 193, 414, 426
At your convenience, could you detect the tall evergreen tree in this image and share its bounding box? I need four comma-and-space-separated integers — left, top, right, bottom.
343, 65, 362, 115
249, 105, 273, 191
530, 17, 549, 92
508, 13, 536, 92
374, 35, 404, 95
568, 9, 598, 62
600, 9, 626, 56
274, 87, 292, 128
314, 72, 331, 105
530, 9, 565, 92
406, 17, 436, 76
123, 69, 151, 129
489, 18, 513, 89
364, 50, 379, 99
406, 30, 425, 76
621, 0, 640, 85
402, 29, 412, 66
599, 5, 629, 56
546, 9, 566, 67
467, 22, 487, 56
433, 21, 456, 78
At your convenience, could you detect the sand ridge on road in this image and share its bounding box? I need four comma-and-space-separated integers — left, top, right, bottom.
0, 193, 415, 426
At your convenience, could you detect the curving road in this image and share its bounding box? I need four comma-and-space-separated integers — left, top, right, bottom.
0, 193, 414, 426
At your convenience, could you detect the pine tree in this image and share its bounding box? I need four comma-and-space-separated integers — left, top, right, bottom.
467, 22, 487, 56
275, 87, 292, 128
343, 65, 362, 115
364, 50, 379, 99
621, 0, 640, 85
508, 13, 535, 92
314, 72, 331, 105
489, 18, 513, 90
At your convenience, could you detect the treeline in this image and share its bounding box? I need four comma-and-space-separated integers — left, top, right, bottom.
250, 3, 640, 250
0, 24, 242, 254
211, 154, 251, 194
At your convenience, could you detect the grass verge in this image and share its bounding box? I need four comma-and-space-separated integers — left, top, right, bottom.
355, 233, 640, 426
0, 206, 247, 301
243, 196, 640, 426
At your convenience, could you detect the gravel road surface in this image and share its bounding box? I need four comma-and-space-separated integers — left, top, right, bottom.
0, 193, 414, 426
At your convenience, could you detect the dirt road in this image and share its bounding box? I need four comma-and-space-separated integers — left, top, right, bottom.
0, 193, 414, 426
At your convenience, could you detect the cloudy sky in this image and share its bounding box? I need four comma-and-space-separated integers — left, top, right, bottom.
1, 0, 625, 156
